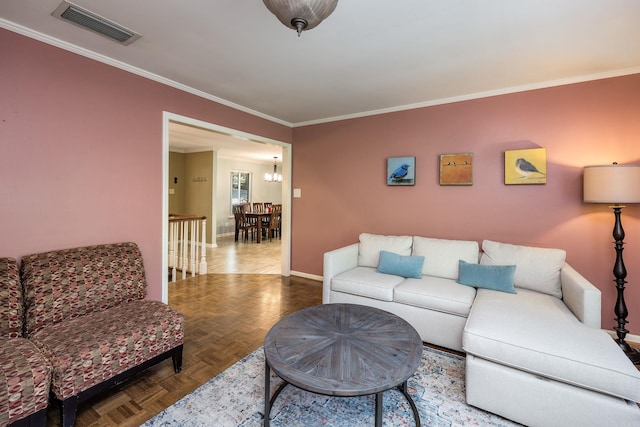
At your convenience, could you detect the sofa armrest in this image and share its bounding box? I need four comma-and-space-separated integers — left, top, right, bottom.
323, 243, 359, 303
561, 263, 601, 329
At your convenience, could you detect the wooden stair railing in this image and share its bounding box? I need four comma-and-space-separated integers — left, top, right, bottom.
168, 214, 207, 281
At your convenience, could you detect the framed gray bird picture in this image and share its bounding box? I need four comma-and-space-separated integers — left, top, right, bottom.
387, 156, 415, 186
504, 148, 547, 185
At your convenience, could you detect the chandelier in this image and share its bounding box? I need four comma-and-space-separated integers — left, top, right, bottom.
262, 0, 339, 37
265, 157, 282, 183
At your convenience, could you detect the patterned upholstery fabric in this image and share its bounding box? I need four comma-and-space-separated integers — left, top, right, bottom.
1, 257, 51, 425
30, 300, 184, 399
0, 258, 23, 338
20, 243, 185, 403
0, 338, 51, 425
21, 242, 148, 336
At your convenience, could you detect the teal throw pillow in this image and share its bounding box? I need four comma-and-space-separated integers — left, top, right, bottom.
458, 260, 517, 294
377, 250, 424, 279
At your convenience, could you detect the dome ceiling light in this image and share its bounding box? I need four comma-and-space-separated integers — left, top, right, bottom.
262, 0, 339, 37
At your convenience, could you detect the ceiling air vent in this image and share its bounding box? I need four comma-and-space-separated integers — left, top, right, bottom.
52, 1, 141, 45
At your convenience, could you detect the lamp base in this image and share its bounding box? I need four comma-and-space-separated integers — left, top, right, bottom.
618, 339, 640, 365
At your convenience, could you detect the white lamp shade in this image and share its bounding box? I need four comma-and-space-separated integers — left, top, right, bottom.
583, 164, 640, 204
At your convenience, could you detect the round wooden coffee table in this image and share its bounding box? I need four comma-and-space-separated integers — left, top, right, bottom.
263, 303, 422, 426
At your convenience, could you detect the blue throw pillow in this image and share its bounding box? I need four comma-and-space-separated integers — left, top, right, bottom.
457, 260, 517, 293
377, 250, 424, 279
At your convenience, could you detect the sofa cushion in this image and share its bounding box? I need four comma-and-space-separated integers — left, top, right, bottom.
458, 260, 516, 294
377, 251, 424, 279
463, 288, 640, 402
393, 276, 476, 317
28, 299, 184, 400
412, 237, 479, 279
331, 267, 404, 301
480, 239, 565, 298
358, 233, 413, 268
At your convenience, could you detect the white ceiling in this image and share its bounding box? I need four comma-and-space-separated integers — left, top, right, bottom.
168, 121, 283, 162
2, 0, 640, 156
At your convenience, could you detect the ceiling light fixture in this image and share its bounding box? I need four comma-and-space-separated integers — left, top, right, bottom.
265, 157, 282, 183
262, 0, 338, 37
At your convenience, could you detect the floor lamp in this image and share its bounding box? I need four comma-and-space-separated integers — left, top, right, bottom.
584, 163, 640, 364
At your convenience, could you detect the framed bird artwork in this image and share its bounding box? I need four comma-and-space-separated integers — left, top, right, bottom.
440, 153, 473, 185
504, 148, 547, 185
387, 156, 415, 186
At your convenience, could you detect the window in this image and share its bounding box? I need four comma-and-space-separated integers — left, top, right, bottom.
230, 171, 251, 210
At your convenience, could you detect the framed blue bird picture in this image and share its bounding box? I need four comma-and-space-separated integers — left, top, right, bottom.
387, 156, 415, 186
504, 148, 547, 185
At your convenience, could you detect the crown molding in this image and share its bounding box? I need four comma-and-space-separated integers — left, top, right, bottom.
4, 18, 639, 130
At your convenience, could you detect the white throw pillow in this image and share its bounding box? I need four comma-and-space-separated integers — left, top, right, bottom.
358, 233, 413, 268
412, 236, 479, 279
480, 239, 566, 298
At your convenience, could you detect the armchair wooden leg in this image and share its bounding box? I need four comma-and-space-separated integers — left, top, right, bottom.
172, 345, 184, 373
61, 395, 79, 427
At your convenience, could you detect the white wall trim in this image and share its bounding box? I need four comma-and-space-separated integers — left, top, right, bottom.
162, 112, 292, 301
5, 18, 639, 130
291, 271, 322, 282
605, 330, 640, 346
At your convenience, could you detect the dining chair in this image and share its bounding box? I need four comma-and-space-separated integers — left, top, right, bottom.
253, 202, 264, 213
267, 204, 282, 241
233, 204, 256, 242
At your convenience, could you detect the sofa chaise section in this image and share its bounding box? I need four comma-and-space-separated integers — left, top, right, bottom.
463, 240, 640, 427
20, 242, 184, 427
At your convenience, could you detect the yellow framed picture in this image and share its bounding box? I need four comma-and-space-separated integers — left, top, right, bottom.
504, 148, 546, 185
439, 153, 473, 185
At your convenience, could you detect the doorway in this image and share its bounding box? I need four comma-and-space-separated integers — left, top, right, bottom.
161, 112, 292, 303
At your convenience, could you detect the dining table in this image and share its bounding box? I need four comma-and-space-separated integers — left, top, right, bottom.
244, 211, 272, 243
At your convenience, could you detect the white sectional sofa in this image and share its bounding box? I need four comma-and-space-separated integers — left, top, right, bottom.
323, 233, 640, 427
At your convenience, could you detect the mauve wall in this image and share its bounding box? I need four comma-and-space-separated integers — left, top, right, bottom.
291, 74, 640, 333
0, 29, 291, 301
3, 27, 640, 333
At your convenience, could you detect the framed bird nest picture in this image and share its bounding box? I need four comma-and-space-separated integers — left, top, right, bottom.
504, 147, 547, 185
387, 156, 415, 186
440, 153, 473, 185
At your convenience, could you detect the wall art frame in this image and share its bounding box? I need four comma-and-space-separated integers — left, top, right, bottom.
504, 147, 546, 185
387, 156, 416, 186
439, 153, 473, 185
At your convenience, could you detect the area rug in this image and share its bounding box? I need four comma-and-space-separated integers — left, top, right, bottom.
143, 346, 521, 426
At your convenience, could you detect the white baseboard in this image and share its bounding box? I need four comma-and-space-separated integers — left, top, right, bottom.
605, 330, 640, 345
290, 271, 322, 282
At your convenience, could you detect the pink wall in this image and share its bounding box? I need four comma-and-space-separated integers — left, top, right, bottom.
291, 74, 640, 334
0, 29, 291, 301
3, 27, 640, 334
